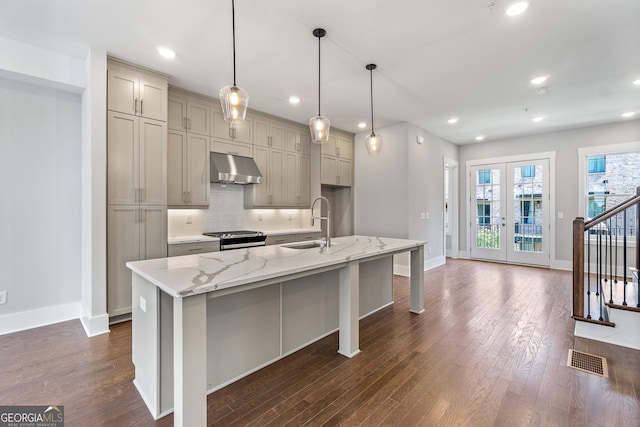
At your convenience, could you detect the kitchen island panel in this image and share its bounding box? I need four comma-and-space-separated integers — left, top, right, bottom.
206, 284, 281, 388
282, 271, 339, 354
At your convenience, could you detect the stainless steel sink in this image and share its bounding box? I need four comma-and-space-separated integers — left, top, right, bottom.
282, 241, 327, 249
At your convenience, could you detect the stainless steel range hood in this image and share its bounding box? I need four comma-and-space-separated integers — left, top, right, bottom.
210, 152, 262, 184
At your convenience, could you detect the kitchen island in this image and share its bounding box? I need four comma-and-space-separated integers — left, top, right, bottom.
127, 235, 425, 427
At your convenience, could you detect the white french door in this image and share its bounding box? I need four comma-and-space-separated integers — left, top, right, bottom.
470, 159, 550, 266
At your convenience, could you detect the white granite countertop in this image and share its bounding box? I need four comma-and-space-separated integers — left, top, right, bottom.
128, 235, 425, 298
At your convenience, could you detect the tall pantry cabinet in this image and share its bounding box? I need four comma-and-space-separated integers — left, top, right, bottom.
107, 59, 169, 319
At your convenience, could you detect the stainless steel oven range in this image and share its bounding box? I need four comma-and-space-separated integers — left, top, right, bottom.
202, 230, 267, 251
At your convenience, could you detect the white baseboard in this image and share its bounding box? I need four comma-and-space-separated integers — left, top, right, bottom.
0, 302, 81, 336
394, 255, 446, 276
80, 312, 110, 337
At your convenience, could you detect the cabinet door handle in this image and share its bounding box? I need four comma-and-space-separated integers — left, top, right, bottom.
188, 118, 192, 130
183, 191, 186, 204
268, 195, 272, 205
228, 151, 239, 155
336, 176, 340, 185
134, 98, 138, 114
188, 191, 191, 204
268, 136, 272, 146
188, 247, 204, 252
140, 99, 143, 115
336, 146, 340, 156
183, 117, 187, 130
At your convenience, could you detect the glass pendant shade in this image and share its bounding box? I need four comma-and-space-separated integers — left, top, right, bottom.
219, 84, 249, 123
309, 115, 331, 144
365, 132, 381, 154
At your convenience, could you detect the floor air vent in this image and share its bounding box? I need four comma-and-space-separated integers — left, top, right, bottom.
567, 349, 608, 378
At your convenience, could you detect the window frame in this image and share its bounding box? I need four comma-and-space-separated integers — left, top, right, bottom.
578, 142, 640, 246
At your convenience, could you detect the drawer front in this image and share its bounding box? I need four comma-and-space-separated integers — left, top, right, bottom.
168, 241, 220, 257
266, 232, 322, 246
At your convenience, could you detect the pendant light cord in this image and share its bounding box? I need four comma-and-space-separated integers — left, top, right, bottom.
370, 68, 375, 134
232, 0, 237, 86
317, 35, 321, 116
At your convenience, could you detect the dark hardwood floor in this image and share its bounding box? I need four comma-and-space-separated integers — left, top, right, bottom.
1, 259, 638, 426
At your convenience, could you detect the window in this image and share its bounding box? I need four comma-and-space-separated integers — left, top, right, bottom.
587, 155, 606, 173
579, 144, 640, 238
522, 166, 535, 178
477, 202, 491, 225
478, 169, 491, 184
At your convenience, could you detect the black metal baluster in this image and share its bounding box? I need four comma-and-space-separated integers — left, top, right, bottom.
609, 218, 614, 304
623, 209, 628, 306
587, 233, 591, 319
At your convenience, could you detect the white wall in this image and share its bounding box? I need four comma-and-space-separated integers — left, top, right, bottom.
354, 122, 459, 271
0, 77, 82, 329
458, 120, 640, 265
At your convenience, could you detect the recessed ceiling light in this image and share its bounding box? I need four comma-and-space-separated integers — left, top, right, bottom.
506, 1, 530, 16
530, 75, 549, 85
634, 79, 640, 86
447, 117, 459, 124
358, 122, 367, 129
288, 96, 300, 104
157, 46, 176, 59
475, 135, 485, 141
532, 116, 545, 122
622, 111, 636, 118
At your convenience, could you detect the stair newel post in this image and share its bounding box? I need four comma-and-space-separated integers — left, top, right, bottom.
636, 186, 640, 308
573, 217, 585, 319
636, 187, 640, 272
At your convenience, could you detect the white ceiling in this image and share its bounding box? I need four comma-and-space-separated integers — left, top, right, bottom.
1, 0, 639, 144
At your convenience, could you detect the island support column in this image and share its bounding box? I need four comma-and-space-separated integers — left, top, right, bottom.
173, 294, 207, 427
338, 260, 361, 358
410, 245, 425, 314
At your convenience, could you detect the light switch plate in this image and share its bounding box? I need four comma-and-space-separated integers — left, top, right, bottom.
0, 291, 6, 305
139, 296, 146, 312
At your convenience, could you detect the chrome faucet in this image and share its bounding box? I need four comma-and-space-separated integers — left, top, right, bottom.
310, 196, 331, 247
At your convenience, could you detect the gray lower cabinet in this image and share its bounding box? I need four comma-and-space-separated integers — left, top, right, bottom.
107, 205, 167, 318
167, 241, 220, 257
265, 231, 322, 246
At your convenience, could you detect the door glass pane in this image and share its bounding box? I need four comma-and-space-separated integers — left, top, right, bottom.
476, 168, 501, 249
513, 164, 543, 253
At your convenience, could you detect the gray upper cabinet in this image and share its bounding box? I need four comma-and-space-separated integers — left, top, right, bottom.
168, 90, 211, 136
108, 61, 168, 122
320, 131, 354, 187
107, 111, 167, 205
254, 116, 285, 150
211, 103, 253, 144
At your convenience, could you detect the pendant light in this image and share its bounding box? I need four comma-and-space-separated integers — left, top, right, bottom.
219, 0, 248, 123
365, 64, 381, 155
309, 28, 330, 144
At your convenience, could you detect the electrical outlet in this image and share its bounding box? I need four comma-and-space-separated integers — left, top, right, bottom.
420, 212, 426, 220
139, 296, 146, 312
0, 291, 6, 304
426, 212, 430, 220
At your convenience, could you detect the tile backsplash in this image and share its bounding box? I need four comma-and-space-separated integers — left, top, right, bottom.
168, 183, 311, 237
